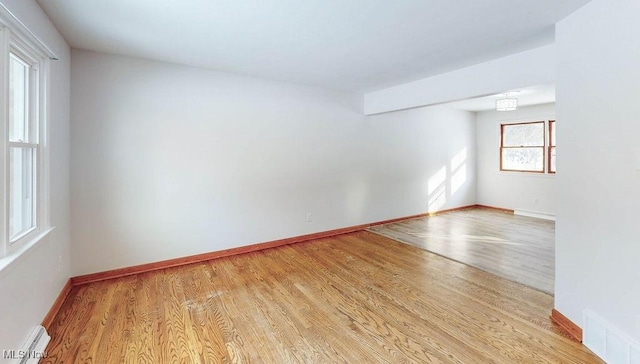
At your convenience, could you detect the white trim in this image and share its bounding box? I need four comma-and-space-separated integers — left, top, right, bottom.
0, 3, 57, 60
9, 225, 37, 245
0, 13, 52, 258
0, 28, 8, 257
39, 52, 51, 232
8, 141, 38, 148
514, 209, 555, 221
0, 226, 54, 275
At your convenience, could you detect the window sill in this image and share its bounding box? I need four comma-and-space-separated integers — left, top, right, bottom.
497, 170, 556, 178
0, 226, 56, 276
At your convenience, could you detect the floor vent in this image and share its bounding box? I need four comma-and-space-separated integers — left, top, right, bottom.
17, 325, 50, 364
584, 310, 640, 364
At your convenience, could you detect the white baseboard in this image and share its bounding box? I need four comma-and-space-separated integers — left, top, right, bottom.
583, 310, 640, 364
514, 209, 556, 221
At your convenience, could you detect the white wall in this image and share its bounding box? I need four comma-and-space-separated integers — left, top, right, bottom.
555, 0, 640, 345
477, 103, 556, 215
70, 49, 476, 276
364, 44, 555, 115
0, 0, 70, 359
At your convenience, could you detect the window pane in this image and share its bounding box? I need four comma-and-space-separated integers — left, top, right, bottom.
501, 147, 544, 172
549, 121, 556, 146
9, 54, 30, 142
9, 147, 36, 241
503, 123, 544, 147
550, 146, 557, 173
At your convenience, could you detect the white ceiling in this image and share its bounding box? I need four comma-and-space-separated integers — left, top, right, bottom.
38, 0, 589, 92
447, 83, 556, 112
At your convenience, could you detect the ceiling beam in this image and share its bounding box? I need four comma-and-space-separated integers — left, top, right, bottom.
363, 44, 555, 115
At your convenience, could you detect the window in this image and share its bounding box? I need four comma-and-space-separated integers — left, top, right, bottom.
500, 121, 545, 173
9, 52, 38, 242
548, 120, 556, 173
500, 120, 556, 174
0, 13, 55, 257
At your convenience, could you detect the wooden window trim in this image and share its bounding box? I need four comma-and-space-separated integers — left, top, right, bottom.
548, 120, 556, 174
500, 121, 546, 173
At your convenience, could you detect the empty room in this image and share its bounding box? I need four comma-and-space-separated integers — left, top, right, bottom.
0, 0, 638, 363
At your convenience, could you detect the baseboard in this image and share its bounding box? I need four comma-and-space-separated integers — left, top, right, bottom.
71, 224, 365, 286
369, 204, 478, 227
71, 204, 478, 286
427, 205, 480, 217
42, 279, 71, 330
515, 209, 556, 221
583, 309, 640, 363
475, 204, 515, 214
551, 308, 583, 342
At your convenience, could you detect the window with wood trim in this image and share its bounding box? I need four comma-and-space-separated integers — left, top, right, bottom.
548, 120, 556, 173
500, 121, 545, 173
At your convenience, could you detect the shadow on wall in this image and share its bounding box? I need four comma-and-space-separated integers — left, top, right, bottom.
428, 147, 467, 212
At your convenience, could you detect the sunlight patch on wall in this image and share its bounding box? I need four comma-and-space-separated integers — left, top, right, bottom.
428, 166, 447, 195
451, 148, 467, 195
451, 148, 467, 170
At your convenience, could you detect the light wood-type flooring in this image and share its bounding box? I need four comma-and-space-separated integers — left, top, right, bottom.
44, 231, 599, 363
368, 208, 555, 294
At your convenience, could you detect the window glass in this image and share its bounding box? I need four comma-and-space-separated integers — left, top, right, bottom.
8, 52, 38, 244
9, 147, 36, 240
502, 123, 544, 147
502, 148, 544, 172
9, 54, 30, 143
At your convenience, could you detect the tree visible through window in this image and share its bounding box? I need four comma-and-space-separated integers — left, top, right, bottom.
500, 121, 545, 172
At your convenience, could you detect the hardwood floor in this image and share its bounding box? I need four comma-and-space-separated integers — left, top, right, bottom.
368, 208, 555, 294
44, 231, 600, 363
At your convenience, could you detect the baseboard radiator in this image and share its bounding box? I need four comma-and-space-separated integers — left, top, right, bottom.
14, 325, 50, 364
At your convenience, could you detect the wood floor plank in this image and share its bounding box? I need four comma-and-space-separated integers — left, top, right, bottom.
123, 273, 156, 364
177, 263, 230, 363
368, 208, 555, 294
310, 235, 551, 363
44, 228, 600, 363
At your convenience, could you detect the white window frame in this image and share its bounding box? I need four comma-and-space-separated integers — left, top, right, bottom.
0, 5, 56, 259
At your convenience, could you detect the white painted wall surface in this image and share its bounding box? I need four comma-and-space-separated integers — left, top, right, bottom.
476, 103, 556, 215
555, 0, 640, 344
70, 49, 476, 276
363, 44, 555, 115
0, 0, 70, 359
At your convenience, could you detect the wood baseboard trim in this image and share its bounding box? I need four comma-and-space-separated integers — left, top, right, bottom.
368, 205, 478, 227
551, 309, 583, 342
42, 279, 71, 331
71, 224, 364, 286
70, 204, 479, 287
475, 204, 515, 214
